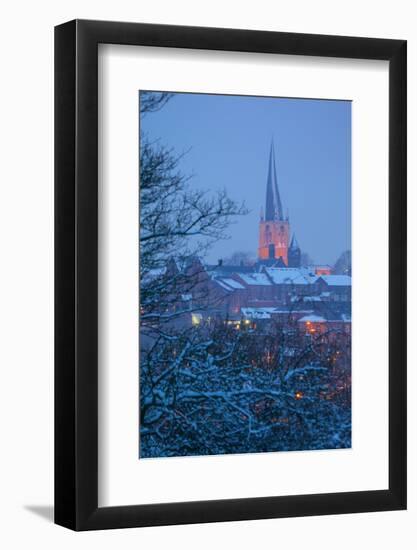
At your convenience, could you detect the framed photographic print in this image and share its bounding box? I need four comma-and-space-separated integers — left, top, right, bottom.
55, 20, 406, 530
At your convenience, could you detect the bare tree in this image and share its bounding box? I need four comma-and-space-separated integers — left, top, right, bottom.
140, 93, 247, 335
222, 250, 255, 266
140, 91, 174, 116
139, 91, 252, 452
300, 251, 314, 267
333, 250, 351, 275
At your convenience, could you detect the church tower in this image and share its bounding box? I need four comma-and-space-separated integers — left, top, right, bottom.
258, 142, 290, 265
288, 234, 301, 267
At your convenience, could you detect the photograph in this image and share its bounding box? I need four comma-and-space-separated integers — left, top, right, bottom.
139, 90, 352, 459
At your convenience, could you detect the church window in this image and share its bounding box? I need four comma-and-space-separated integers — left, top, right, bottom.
265, 224, 271, 244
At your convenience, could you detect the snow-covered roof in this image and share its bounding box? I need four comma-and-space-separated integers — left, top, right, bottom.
298, 314, 327, 323
206, 264, 253, 278
318, 275, 351, 287
241, 307, 277, 319
237, 273, 272, 286
264, 267, 316, 285
215, 280, 233, 291
141, 267, 167, 284
303, 296, 322, 302
214, 278, 245, 292
221, 278, 245, 290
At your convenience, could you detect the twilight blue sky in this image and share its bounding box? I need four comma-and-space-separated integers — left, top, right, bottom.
140, 92, 351, 266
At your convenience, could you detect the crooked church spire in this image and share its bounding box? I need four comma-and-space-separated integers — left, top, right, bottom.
265, 141, 284, 221
258, 142, 292, 265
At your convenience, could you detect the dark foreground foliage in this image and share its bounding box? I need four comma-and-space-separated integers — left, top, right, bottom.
140, 320, 351, 458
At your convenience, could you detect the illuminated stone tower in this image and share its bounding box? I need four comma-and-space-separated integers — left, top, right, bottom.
258, 142, 290, 265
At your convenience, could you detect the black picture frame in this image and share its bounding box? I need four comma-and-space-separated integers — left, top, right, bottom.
55, 19, 407, 531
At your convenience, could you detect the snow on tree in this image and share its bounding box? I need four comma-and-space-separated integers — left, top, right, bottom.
140, 318, 351, 457
333, 250, 352, 275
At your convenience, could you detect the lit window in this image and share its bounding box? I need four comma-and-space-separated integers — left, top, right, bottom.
191, 313, 202, 326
